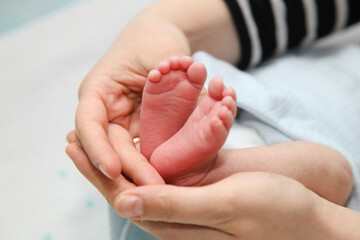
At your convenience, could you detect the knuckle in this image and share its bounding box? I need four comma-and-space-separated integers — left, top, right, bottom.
73, 128, 83, 147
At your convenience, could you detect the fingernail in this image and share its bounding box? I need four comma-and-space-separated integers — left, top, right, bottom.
117, 195, 143, 218
98, 164, 112, 179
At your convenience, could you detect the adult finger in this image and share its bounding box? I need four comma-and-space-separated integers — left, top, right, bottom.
66, 130, 76, 143
108, 123, 165, 185
114, 175, 246, 227
66, 140, 232, 240
137, 221, 234, 240
66, 142, 134, 204
75, 92, 121, 179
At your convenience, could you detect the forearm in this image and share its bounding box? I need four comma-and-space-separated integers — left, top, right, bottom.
315, 198, 360, 239
97, 0, 239, 73
148, 0, 240, 63
202, 141, 353, 205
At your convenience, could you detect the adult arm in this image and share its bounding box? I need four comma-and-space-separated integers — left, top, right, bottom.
199, 141, 353, 205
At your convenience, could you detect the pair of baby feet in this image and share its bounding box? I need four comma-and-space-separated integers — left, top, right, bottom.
140, 56, 236, 185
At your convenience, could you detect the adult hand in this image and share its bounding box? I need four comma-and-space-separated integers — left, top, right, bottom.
65, 0, 239, 180
68, 128, 360, 240
66, 9, 189, 181
67, 136, 339, 240
66, 47, 169, 183
66, 60, 165, 184
115, 173, 360, 240
116, 172, 327, 240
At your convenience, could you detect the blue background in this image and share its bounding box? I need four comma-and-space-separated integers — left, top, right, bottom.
0, 0, 83, 35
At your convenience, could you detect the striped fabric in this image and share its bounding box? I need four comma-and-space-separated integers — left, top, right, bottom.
223, 0, 360, 69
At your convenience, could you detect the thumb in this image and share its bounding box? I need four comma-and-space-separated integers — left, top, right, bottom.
114, 179, 239, 227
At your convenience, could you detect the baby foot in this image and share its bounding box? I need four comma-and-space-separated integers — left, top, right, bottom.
150, 76, 237, 186
140, 56, 207, 160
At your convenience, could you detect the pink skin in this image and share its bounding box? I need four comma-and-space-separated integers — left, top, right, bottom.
140, 56, 207, 160
150, 77, 236, 185
140, 56, 236, 185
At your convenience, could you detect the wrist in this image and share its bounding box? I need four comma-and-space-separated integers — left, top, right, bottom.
130, 0, 239, 64
86, 18, 190, 89
111, 14, 191, 69
312, 197, 360, 239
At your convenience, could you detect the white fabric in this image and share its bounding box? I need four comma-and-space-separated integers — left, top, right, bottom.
236, 0, 262, 67
269, 0, 288, 55
301, 0, 317, 46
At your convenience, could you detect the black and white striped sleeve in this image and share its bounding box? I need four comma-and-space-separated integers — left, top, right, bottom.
223, 0, 360, 69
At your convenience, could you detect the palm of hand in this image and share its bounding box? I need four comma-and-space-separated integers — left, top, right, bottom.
74, 59, 154, 179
